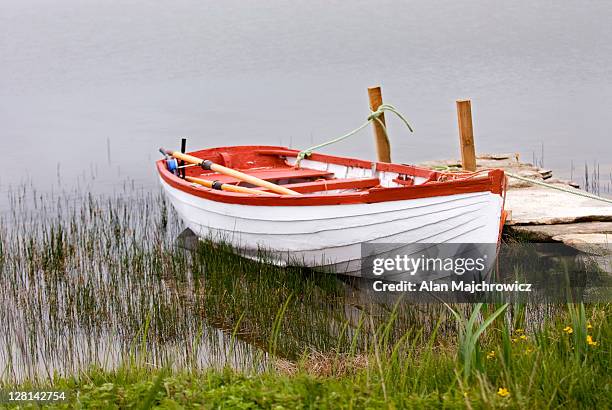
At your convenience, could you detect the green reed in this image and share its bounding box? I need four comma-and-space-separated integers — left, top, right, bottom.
0, 186, 460, 382
0, 185, 609, 408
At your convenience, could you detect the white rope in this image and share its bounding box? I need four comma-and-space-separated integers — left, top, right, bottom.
506, 172, 612, 204
295, 104, 413, 166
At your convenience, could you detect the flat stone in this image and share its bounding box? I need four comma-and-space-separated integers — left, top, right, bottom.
477, 153, 519, 161
420, 154, 612, 248
508, 222, 612, 241
547, 178, 581, 188
416, 159, 462, 169
539, 169, 553, 179
505, 186, 612, 225
551, 234, 611, 272
506, 225, 611, 271
552, 233, 611, 246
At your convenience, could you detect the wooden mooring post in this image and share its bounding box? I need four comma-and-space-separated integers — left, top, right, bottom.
368, 86, 391, 163
456, 99, 477, 171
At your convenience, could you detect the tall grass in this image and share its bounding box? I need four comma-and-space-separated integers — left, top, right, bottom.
0, 186, 465, 382
0, 185, 609, 408
445, 303, 509, 380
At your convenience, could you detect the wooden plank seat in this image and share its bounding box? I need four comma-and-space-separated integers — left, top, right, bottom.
259, 177, 381, 194
198, 167, 334, 185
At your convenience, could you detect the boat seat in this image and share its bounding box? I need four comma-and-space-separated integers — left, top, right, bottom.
198, 167, 334, 184
258, 177, 380, 193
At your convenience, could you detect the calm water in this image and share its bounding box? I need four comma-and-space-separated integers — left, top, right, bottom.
2, 1, 610, 380
1, 0, 611, 195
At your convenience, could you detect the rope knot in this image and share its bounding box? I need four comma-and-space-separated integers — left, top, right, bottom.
367, 109, 382, 122
295, 103, 414, 167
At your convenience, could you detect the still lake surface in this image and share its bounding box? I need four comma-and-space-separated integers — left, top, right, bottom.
1, 0, 611, 196
1, 1, 611, 381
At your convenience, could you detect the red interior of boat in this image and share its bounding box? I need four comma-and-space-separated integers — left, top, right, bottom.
199, 167, 335, 186
157, 145, 505, 206
180, 146, 430, 191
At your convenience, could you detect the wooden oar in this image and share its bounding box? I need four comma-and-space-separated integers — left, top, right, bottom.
185, 176, 276, 196
161, 148, 301, 196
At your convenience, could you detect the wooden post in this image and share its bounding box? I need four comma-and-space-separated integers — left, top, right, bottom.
456, 99, 477, 171
368, 86, 391, 163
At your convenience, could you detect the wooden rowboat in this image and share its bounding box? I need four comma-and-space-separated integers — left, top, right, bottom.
157, 145, 507, 278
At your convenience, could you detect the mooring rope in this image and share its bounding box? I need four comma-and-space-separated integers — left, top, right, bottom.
294, 106, 611, 205
295, 104, 414, 167
431, 164, 612, 205
505, 172, 612, 204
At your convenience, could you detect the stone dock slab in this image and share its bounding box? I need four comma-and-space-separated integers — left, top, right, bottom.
418, 154, 612, 254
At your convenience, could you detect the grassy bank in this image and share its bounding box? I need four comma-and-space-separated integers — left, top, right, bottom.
1, 188, 610, 408
5, 302, 611, 409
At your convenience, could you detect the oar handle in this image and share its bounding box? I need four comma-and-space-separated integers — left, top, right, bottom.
185, 176, 276, 196
161, 148, 301, 196
161, 149, 207, 167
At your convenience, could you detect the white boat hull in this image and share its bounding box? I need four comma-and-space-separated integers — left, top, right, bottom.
160, 177, 504, 278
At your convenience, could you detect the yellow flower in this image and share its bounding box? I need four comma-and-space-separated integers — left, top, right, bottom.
497, 387, 510, 397
587, 323, 593, 330
519, 334, 527, 340
511, 337, 518, 343
486, 350, 495, 359
563, 326, 573, 334
586, 335, 598, 347
515, 328, 524, 334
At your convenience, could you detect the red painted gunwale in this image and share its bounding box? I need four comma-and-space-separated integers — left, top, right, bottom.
157, 145, 506, 206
